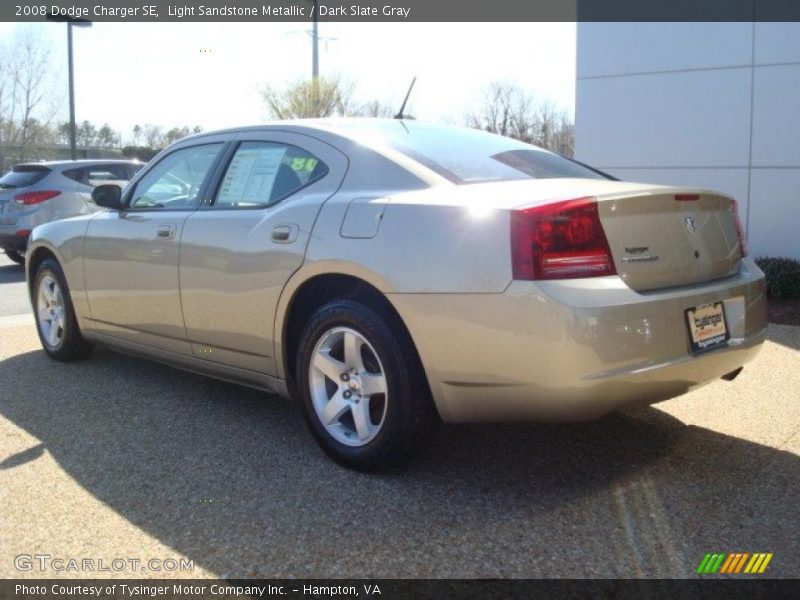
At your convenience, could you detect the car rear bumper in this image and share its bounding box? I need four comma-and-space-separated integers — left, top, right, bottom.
388, 258, 767, 423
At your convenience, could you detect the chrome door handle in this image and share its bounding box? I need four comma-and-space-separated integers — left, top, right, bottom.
156, 224, 176, 239
271, 224, 298, 243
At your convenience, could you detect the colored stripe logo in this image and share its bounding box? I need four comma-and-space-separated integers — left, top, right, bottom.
697, 552, 773, 574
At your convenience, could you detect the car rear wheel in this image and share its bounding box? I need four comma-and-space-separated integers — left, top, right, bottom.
6, 250, 25, 265
296, 299, 437, 470
33, 259, 93, 361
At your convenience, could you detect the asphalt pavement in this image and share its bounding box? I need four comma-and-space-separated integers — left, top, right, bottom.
0, 252, 798, 579
0, 253, 29, 318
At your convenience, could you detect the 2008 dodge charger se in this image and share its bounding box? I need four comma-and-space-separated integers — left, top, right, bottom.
26, 120, 767, 470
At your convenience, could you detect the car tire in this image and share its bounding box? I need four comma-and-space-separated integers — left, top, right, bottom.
296, 299, 437, 471
32, 258, 94, 361
6, 250, 25, 265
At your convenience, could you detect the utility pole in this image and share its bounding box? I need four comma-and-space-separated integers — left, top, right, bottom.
67, 23, 76, 160
312, 0, 319, 80
47, 14, 91, 160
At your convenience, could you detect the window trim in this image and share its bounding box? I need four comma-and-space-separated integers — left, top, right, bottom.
123, 142, 226, 212
201, 140, 329, 211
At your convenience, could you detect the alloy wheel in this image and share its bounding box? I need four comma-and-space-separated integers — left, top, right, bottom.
37, 274, 66, 350
309, 326, 388, 447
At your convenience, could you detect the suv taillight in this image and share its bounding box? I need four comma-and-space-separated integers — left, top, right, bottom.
510, 197, 616, 280
14, 190, 61, 205
731, 199, 748, 258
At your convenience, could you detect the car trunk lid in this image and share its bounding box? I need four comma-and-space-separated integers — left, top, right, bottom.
596, 188, 742, 292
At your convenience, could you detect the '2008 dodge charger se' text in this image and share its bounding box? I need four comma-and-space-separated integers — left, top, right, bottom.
26, 120, 766, 469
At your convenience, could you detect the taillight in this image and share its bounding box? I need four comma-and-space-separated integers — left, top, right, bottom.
510, 197, 616, 280
731, 199, 747, 258
14, 190, 61, 205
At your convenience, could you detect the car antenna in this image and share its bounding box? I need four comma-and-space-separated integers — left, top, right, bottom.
394, 77, 416, 120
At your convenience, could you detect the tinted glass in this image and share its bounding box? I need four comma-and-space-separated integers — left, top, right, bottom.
0, 166, 50, 189
65, 164, 133, 185
130, 144, 223, 210
86, 164, 130, 184
62, 168, 83, 183
213, 142, 328, 208
329, 121, 606, 184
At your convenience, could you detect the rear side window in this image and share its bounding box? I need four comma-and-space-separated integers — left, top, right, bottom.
213, 142, 328, 209
62, 168, 83, 183
0, 166, 50, 189
86, 164, 131, 184
64, 164, 134, 186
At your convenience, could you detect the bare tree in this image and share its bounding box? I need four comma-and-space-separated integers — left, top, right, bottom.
0, 27, 62, 166
96, 124, 118, 148
261, 77, 355, 119
76, 120, 97, 147
352, 100, 395, 118
143, 124, 163, 149
465, 80, 575, 156
163, 126, 192, 145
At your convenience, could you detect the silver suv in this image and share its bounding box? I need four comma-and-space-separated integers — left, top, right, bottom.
0, 159, 143, 264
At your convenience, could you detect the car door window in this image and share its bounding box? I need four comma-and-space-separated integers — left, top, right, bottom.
130, 143, 223, 210
213, 141, 328, 209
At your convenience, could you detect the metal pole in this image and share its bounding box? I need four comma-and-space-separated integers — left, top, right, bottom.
67, 23, 77, 160
312, 1, 319, 80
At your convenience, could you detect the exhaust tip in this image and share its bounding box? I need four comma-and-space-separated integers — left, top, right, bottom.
721, 366, 744, 382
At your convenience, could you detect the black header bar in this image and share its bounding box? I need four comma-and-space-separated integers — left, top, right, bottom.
4, 0, 800, 23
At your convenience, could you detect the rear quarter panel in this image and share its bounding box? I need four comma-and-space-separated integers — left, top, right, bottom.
304, 190, 514, 293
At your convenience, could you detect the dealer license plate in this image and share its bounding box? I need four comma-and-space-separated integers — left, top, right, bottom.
685, 302, 728, 353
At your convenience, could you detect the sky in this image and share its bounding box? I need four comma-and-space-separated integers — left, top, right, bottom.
0, 22, 575, 143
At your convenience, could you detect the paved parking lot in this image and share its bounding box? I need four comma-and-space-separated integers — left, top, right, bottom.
1, 252, 798, 578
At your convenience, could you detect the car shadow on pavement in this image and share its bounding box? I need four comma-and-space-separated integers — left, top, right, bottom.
0, 346, 797, 578
766, 322, 800, 351
0, 262, 25, 285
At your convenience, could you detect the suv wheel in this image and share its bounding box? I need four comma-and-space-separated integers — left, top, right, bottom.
296, 299, 437, 470
6, 250, 25, 265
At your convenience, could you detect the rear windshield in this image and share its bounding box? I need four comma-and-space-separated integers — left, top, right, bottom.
329, 121, 608, 184
0, 165, 50, 190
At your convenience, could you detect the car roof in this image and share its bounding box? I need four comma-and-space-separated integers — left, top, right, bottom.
180, 118, 427, 143
14, 159, 142, 169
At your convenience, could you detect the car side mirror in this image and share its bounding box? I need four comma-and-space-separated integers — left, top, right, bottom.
92, 184, 124, 210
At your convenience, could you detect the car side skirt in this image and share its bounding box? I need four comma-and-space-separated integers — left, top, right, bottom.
83, 331, 290, 400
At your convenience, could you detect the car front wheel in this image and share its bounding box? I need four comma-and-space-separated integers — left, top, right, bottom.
296, 299, 437, 470
33, 258, 94, 361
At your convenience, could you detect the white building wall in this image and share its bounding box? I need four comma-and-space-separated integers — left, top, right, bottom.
575, 23, 800, 259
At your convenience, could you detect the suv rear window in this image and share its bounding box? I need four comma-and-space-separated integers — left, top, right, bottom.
0, 166, 50, 190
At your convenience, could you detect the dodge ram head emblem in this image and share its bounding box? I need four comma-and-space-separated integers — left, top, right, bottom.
685, 217, 696, 233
